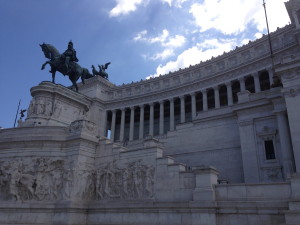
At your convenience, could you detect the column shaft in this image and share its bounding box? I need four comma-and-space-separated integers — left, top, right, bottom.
191, 93, 196, 120
149, 103, 154, 136
139, 105, 144, 139
180, 96, 185, 123
268, 68, 274, 86
120, 108, 125, 142
253, 72, 261, 93
170, 99, 175, 131
239, 77, 246, 91
159, 101, 164, 135
202, 90, 208, 111
129, 107, 135, 141
111, 110, 116, 141
226, 82, 233, 106
214, 87, 220, 109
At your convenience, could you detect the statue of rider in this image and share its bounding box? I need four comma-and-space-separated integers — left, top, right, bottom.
63, 41, 79, 74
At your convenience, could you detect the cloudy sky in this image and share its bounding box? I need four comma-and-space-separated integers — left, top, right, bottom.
0, 0, 290, 128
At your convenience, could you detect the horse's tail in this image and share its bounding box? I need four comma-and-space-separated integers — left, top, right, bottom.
82, 68, 94, 80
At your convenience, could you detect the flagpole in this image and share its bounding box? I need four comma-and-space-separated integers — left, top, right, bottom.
13, 99, 21, 128
262, 0, 282, 87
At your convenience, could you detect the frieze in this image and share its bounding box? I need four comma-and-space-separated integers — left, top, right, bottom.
0, 158, 93, 201
0, 158, 155, 202
95, 161, 155, 200
69, 120, 96, 135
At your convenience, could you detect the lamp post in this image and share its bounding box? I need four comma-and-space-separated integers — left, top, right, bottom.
263, 0, 282, 87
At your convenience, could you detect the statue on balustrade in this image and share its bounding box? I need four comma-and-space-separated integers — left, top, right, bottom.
91, 62, 110, 80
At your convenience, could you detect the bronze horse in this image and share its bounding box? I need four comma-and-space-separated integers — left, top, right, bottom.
40, 43, 93, 92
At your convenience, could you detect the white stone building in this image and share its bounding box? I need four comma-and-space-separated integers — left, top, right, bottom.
1, 1, 300, 224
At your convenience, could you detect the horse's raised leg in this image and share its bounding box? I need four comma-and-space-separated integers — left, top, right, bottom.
52, 71, 56, 83
41, 61, 49, 70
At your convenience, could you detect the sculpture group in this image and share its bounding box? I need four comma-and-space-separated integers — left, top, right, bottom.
40, 41, 110, 92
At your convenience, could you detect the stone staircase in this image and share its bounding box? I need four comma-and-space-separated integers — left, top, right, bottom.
282, 201, 300, 225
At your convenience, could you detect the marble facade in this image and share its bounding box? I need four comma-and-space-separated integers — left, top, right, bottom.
1, 1, 300, 224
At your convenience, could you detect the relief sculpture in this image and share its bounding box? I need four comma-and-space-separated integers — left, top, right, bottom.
0, 158, 95, 202
95, 161, 155, 200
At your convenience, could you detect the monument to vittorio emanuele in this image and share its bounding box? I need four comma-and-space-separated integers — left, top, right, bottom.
1, 1, 300, 225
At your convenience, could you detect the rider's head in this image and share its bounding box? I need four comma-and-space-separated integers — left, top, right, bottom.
68, 41, 73, 49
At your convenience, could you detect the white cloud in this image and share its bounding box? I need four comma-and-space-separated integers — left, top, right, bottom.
110, 0, 143, 17
149, 38, 237, 77
149, 29, 170, 44
254, 32, 263, 39
161, 0, 188, 8
150, 49, 174, 60
133, 30, 148, 41
134, 29, 186, 61
163, 35, 186, 47
189, 0, 290, 35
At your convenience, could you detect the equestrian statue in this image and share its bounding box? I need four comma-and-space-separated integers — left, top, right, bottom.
40, 41, 94, 92
91, 62, 110, 79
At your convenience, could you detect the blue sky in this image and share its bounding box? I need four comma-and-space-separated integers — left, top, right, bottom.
0, 0, 290, 128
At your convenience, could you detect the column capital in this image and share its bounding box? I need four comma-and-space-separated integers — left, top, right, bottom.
149, 102, 154, 107
139, 104, 144, 108
169, 97, 174, 102
213, 86, 219, 91
190, 92, 196, 97
111, 109, 117, 113
120, 107, 126, 111
130, 106, 135, 110
238, 77, 245, 82
252, 71, 259, 77
159, 100, 165, 104
225, 81, 232, 87
201, 89, 207, 94
180, 95, 185, 100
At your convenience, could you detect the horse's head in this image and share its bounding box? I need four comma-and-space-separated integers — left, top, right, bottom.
39, 43, 60, 60
40, 43, 51, 59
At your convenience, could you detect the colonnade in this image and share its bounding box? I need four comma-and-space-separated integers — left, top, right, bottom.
108, 70, 273, 141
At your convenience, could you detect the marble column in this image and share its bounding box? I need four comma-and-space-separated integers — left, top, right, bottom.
202, 89, 208, 111
180, 96, 185, 123
275, 111, 295, 178
239, 77, 246, 92
159, 101, 164, 135
139, 105, 144, 140
110, 110, 116, 141
268, 68, 274, 87
129, 106, 135, 141
169, 98, 175, 131
214, 86, 220, 109
101, 111, 108, 137
225, 82, 233, 106
120, 108, 125, 142
253, 72, 261, 93
191, 92, 196, 120
149, 103, 154, 136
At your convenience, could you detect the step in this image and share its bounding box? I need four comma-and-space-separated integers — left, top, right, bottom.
168, 163, 187, 172
285, 210, 300, 225
157, 156, 175, 165
289, 201, 300, 210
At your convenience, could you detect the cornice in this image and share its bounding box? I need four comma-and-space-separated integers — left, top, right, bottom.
101, 29, 298, 107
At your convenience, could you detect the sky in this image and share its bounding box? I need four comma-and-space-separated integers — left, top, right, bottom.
0, 0, 290, 128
